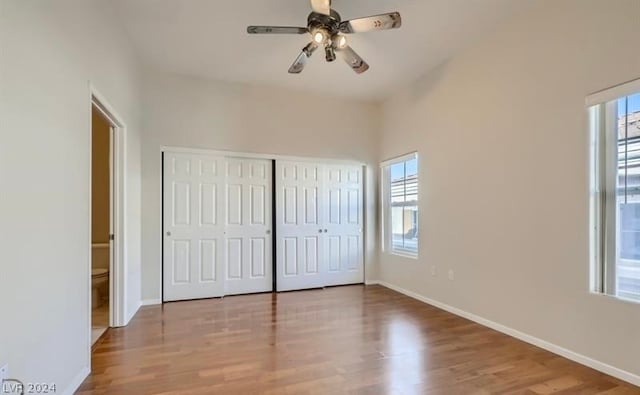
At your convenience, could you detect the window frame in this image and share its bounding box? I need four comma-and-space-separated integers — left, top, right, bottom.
381, 152, 419, 259
589, 77, 640, 303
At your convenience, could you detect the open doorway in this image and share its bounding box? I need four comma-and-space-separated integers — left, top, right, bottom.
91, 105, 113, 344
89, 90, 126, 350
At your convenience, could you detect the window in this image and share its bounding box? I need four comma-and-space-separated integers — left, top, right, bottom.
382, 153, 419, 257
590, 78, 640, 302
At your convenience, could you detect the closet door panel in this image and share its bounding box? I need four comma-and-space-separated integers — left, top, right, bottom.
224, 158, 273, 295
276, 161, 326, 291
163, 153, 273, 300
163, 153, 226, 301
276, 161, 364, 291
322, 164, 364, 286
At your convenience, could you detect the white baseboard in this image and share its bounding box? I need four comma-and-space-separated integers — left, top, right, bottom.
364, 280, 380, 286
376, 280, 640, 388
63, 366, 90, 395
140, 298, 162, 306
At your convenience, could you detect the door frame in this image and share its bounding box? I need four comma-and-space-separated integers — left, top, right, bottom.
88, 85, 128, 356
160, 146, 366, 165
159, 146, 366, 301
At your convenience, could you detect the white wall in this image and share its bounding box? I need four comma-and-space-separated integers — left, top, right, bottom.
140, 70, 380, 302
379, 0, 640, 381
0, 1, 142, 392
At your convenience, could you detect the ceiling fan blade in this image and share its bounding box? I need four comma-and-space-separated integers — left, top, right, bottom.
310, 0, 331, 15
337, 45, 369, 74
339, 12, 402, 34
247, 26, 308, 34
288, 42, 319, 74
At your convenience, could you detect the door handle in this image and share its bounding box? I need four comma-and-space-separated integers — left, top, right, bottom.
166, 231, 171, 236
324, 229, 328, 233
318, 229, 323, 233
266, 230, 271, 235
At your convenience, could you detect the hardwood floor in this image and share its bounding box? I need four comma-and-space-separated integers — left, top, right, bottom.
78, 285, 639, 394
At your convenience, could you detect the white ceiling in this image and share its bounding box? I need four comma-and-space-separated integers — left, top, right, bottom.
111, 0, 534, 101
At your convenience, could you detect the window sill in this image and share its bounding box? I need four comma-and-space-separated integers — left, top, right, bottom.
589, 291, 640, 306
387, 250, 418, 260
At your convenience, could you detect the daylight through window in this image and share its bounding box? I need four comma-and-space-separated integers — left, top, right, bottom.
590, 81, 640, 302
382, 153, 419, 257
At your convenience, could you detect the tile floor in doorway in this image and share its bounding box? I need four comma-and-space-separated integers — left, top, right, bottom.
91, 303, 109, 345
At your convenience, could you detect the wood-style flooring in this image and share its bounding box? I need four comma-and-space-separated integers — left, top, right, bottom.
78, 285, 640, 394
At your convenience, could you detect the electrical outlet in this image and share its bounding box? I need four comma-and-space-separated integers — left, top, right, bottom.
0, 363, 8, 386
448, 270, 455, 281
430, 265, 437, 277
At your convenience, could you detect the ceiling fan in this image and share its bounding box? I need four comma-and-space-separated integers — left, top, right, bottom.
247, 0, 402, 74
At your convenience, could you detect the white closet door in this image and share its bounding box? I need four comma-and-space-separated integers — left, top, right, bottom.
163, 153, 226, 302
322, 165, 364, 286
276, 161, 326, 291
224, 158, 273, 295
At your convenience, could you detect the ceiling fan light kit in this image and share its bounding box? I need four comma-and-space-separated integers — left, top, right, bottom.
247, 0, 402, 75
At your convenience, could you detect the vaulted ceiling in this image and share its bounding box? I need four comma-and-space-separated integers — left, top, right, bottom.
111, 0, 535, 100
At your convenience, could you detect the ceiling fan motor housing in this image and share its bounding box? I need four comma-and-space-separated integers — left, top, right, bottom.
307, 10, 341, 38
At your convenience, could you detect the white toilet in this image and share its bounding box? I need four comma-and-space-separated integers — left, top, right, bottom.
91, 268, 109, 309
